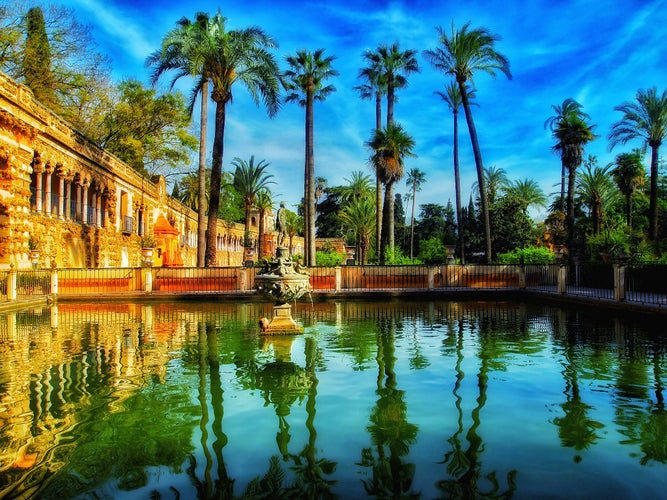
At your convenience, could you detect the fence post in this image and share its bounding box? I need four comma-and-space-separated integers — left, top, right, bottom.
428, 267, 435, 290
613, 263, 626, 301
7, 265, 16, 301
143, 267, 153, 293
518, 264, 526, 289
50, 265, 58, 296
239, 267, 248, 291
335, 266, 342, 292
557, 264, 567, 294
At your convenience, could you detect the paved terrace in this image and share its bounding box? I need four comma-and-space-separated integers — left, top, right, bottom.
1, 263, 665, 316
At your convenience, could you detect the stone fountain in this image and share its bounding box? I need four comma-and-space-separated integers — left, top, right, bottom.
255, 246, 311, 334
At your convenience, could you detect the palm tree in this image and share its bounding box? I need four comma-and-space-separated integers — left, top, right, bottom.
476, 166, 509, 205
505, 178, 547, 214
340, 197, 375, 265
367, 123, 416, 264
436, 82, 475, 264
255, 189, 274, 259
149, 12, 280, 266
356, 59, 387, 255
424, 22, 512, 263
147, 13, 211, 266
576, 158, 617, 235
609, 87, 667, 240
282, 48, 338, 267
231, 156, 275, 255
549, 99, 596, 253
341, 171, 373, 203
545, 98, 590, 213
611, 150, 645, 228
363, 42, 419, 126
406, 168, 426, 261
284, 209, 303, 256
177, 171, 210, 211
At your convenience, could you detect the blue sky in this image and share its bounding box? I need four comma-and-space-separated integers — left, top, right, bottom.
59, 0, 667, 219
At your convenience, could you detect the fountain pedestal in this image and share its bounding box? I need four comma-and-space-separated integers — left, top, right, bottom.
255, 247, 311, 335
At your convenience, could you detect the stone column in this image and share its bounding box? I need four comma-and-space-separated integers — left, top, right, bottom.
81, 180, 89, 224
58, 176, 65, 218
44, 162, 53, 216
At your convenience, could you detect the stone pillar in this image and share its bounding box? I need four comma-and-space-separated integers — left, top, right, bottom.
7, 266, 17, 301
558, 265, 567, 294
335, 266, 342, 292
44, 164, 52, 215
58, 176, 65, 218
65, 179, 72, 220
81, 181, 89, 224
50, 267, 58, 295
518, 264, 526, 289
614, 264, 626, 302
35, 169, 43, 212
428, 267, 435, 290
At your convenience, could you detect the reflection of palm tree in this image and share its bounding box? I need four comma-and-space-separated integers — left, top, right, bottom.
437, 320, 517, 498
552, 343, 603, 458
360, 317, 419, 498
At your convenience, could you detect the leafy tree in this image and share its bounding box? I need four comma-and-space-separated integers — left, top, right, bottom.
98, 79, 197, 176
546, 98, 596, 255
150, 11, 280, 266
231, 156, 274, 249
609, 87, 667, 241
418, 237, 448, 264
315, 186, 344, 238
490, 194, 533, 255
414, 203, 447, 246
282, 48, 338, 267
611, 150, 645, 228
1, 2, 113, 134
367, 123, 416, 264
424, 22, 512, 263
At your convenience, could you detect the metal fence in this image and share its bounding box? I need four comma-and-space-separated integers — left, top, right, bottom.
626, 262, 667, 306
566, 262, 614, 300
58, 268, 140, 295
153, 267, 242, 293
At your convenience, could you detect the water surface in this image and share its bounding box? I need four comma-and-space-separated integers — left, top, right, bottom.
0, 300, 665, 499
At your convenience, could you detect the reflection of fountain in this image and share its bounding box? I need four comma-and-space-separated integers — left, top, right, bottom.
255, 246, 311, 334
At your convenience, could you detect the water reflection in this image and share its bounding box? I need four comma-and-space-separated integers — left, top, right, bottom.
0, 301, 666, 498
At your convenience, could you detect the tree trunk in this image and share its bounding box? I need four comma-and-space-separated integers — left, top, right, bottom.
380, 180, 394, 264
566, 164, 577, 255
375, 93, 383, 259
410, 186, 416, 261
459, 82, 492, 263
649, 145, 659, 240
205, 98, 226, 267
197, 81, 208, 267
453, 109, 465, 264
305, 88, 316, 266
625, 194, 632, 228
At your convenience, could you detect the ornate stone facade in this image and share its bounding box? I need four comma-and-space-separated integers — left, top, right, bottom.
0, 72, 300, 269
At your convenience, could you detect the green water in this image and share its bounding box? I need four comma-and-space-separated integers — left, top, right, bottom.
0, 300, 666, 499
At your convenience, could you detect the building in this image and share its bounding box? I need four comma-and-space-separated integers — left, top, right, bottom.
0, 72, 300, 269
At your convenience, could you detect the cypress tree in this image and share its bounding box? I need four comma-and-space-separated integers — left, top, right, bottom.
23, 7, 55, 106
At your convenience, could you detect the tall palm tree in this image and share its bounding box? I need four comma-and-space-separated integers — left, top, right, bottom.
609, 87, 667, 240
436, 82, 475, 264
549, 100, 597, 253
406, 168, 425, 261
505, 178, 547, 214
476, 166, 509, 205
149, 12, 280, 266
282, 48, 338, 267
367, 123, 416, 264
356, 59, 387, 255
231, 156, 275, 255
576, 159, 617, 235
284, 209, 303, 256
424, 22, 512, 263
611, 150, 645, 228
147, 12, 211, 266
363, 42, 419, 126
340, 197, 375, 265
545, 99, 590, 213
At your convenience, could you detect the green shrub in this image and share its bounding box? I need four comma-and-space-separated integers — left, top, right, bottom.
315, 250, 345, 267
385, 247, 419, 265
497, 246, 555, 264
417, 238, 448, 264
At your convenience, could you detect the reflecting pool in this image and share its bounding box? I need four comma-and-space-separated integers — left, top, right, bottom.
0, 300, 666, 499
